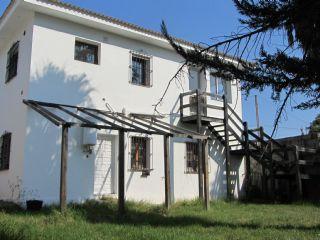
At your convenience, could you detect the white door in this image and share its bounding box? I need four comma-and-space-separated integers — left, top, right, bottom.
94, 134, 116, 196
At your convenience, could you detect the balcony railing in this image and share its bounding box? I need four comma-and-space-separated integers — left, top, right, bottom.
179, 90, 225, 121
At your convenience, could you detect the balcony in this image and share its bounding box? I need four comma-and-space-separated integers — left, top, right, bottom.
179, 90, 226, 124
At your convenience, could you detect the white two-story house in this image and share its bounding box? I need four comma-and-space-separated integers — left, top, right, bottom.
0, 0, 245, 206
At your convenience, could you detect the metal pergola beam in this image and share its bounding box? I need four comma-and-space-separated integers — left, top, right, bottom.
25, 100, 207, 139
24, 100, 63, 126
95, 110, 158, 135
78, 108, 126, 130
116, 113, 171, 136
23, 99, 210, 213
27, 99, 110, 113
150, 117, 209, 140
58, 106, 101, 129
135, 115, 207, 139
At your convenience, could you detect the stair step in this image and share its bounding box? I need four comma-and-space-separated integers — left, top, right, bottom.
211, 124, 224, 128
300, 174, 312, 180
215, 129, 225, 133
297, 147, 317, 154
230, 149, 245, 155
229, 144, 242, 147
298, 160, 315, 165
300, 173, 320, 179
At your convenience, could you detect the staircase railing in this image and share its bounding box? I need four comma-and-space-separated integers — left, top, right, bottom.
179, 90, 224, 120
207, 95, 290, 169
194, 94, 305, 200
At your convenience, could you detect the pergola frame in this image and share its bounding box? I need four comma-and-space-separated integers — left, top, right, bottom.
23, 99, 210, 213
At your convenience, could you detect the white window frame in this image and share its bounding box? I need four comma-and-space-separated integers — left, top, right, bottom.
184, 140, 211, 174
127, 134, 153, 174
74, 37, 101, 65
129, 51, 153, 87
209, 74, 227, 101
185, 141, 199, 174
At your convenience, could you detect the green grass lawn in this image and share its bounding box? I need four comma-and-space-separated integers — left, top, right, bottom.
0, 199, 320, 240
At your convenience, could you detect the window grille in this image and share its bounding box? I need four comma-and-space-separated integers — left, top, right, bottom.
0, 132, 11, 170
185, 142, 198, 174
130, 136, 152, 171
74, 40, 99, 64
6, 42, 19, 83
129, 52, 152, 87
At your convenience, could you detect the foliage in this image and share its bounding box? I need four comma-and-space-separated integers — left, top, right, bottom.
1, 199, 320, 239
309, 114, 320, 133
161, 0, 320, 110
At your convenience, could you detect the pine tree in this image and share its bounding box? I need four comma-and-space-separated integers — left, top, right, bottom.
161, 0, 320, 110
309, 114, 320, 134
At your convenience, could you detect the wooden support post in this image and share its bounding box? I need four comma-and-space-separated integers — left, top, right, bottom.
259, 127, 268, 198
60, 125, 69, 212
269, 141, 275, 201
197, 89, 204, 199
223, 95, 232, 200
198, 140, 204, 199
203, 139, 210, 210
118, 130, 125, 214
243, 122, 251, 199
294, 145, 303, 200
164, 135, 171, 209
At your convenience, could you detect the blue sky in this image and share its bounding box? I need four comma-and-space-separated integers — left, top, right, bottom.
0, 0, 317, 138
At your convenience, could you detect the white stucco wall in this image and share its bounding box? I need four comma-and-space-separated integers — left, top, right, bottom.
0, 12, 34, 201
0, 7, 245, 204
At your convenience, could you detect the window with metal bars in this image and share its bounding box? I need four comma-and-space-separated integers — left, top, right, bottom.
0, 132, 11, 170
130, 136, 150, 171
74, 40, 99, 64
185, 142, 199, 174
131, 54, 151, 87
5, 42, 19, 83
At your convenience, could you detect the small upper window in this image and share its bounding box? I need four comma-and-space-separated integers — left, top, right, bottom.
130, 136, 150, 171
131, 53, 151, 87
186, 142, 198, 174
210, 75, 225, 98
74, 40, 99, 64
6, 42, 19, 83
0, 132, 11, 170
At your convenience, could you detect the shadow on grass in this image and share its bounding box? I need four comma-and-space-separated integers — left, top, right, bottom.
1, 200, 320, 233
68, 200, 320, 232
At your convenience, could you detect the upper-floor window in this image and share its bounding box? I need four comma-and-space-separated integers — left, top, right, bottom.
185, 142, 198, 174
130, 53, 152, 87
0, 132, 11, 170
74, 40, 99, 64
130, 136, 151, 171
210, 75, 225, 98
6, 42, 19, 83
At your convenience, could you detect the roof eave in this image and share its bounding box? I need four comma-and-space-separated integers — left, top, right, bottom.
0, 0, 21, 34
0, 0, 243, 64
21, 0, 195, 53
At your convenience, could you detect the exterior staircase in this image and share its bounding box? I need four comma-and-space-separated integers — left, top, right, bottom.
179, 90, 320, 201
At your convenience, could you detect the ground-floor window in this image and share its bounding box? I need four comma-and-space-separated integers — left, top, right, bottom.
186, 142, 198, 174
130, 136, 151, 171
0, 132, 11, 170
